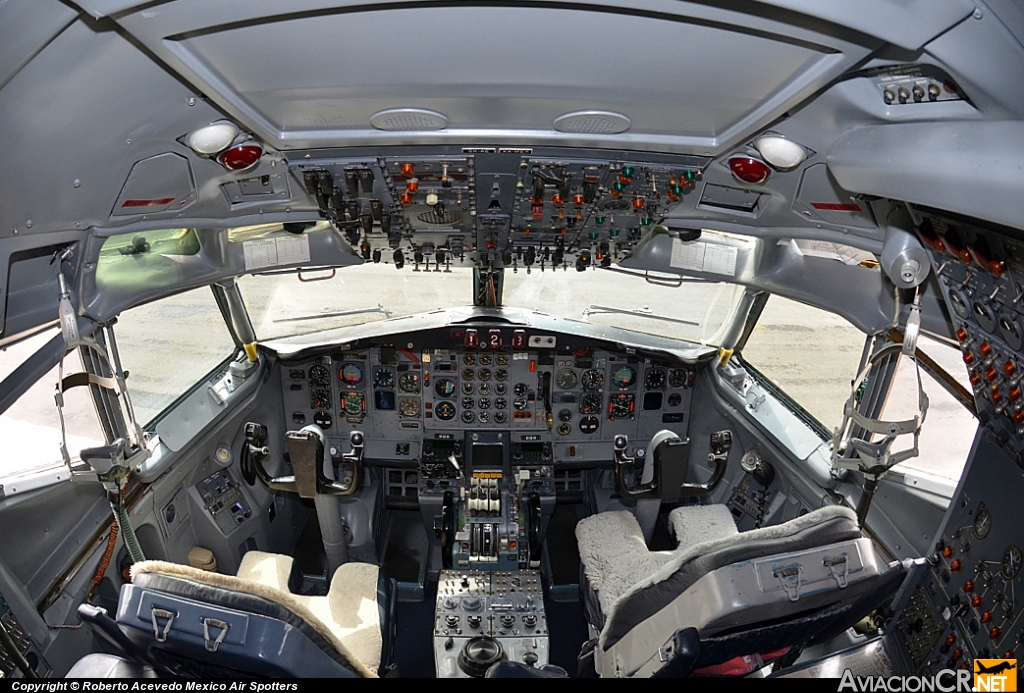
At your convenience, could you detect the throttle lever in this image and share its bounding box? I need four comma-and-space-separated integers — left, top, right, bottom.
321, 430, 364, 496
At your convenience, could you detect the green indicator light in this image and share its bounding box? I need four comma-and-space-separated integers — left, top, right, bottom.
622, 166, 635, 178
609, 229, 620, 238
671, 184, 682, 195
682, 170, 697, 183
613, 181, 625, 193
595, 216, 606, 225
641, 217, 652, 226
588, 232, 600, 241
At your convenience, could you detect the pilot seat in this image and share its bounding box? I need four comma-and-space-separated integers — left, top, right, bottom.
575, 504, 903, 677
69, 551, 396, 678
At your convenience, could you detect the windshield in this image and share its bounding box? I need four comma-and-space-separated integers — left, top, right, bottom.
239, 264, 744, 345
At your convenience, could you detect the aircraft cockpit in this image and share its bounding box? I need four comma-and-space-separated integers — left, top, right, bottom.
0, 0, 1021, 682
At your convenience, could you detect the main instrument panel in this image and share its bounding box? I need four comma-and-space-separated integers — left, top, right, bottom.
281, 326, 698, 465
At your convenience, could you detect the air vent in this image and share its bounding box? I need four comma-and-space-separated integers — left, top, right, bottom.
699, 184, 765, 213
553, 111, 631, 134
370, 108, 448, 131
602, 199, 630, 211
417, 209, 462, 225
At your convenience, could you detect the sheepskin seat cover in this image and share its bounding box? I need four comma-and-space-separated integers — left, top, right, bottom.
132, 552, 382, 678
668, 503, 739, 547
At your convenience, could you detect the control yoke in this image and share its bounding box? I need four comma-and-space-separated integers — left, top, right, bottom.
613, 430, 731, 500
244, 423, 364, 497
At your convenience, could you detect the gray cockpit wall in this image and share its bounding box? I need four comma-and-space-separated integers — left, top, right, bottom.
2, 0, 1023, 357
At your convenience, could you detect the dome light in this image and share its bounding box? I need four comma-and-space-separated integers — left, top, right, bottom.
217, 143, 263, 172
184, 122, 239, 155
753, 135, 808, 170
728, 156, 771, 185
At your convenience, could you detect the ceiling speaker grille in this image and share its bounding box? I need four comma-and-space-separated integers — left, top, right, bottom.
370, 108, 449, 131
554, 111, 631, 134
417, 209, 462, 225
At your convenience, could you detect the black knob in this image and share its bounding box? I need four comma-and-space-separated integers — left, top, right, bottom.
350, 431, 364, 446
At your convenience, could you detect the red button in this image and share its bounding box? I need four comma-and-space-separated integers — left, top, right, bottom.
985, 367, 998, 382
979, 342, 993, 358
970, 372, 982, 387
1010, 387, 1022, 403
964, 352, 976, 366
529, 360, 537, 373
981, 611, 993, 624
943, 546, 954, 558
972, 595, 983, 607
951, 560, 962, 571
964, 580, 975, 593
956, 328, 969, 343
989, 626, 1001, 639
1004, 360, 1017, 378
945, 634, 957, 647
991, 387, 1003, 404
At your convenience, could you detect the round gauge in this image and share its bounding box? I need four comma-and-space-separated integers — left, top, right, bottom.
461, 410, 476, 424
435, 378, 456, 398
582, 369, 604, 391
399, 372, 420, 393
313, 411, 333, 428
479, 383, 491, 395
462, 397, 475, 410
612, 366, 636, 389
435, 401, 456, 421
495, 383, 508, 395
374, 368, 395, 389
514, 383, 529, 397
309, 365, 330, 386
478, 411, 490, 424
668, 368, 690, 388
1002, 545, 1022, 579
477, 368, 492, 382
462, 368, 475, 381
973, 505, 992, 540
399, 397, 420, 417
340, 364, 363, 385
557, 423, 571, 436
580, 393, 602, 414
556, 369, 579, 390
1000, 315, 1023, 351
494, 398, 507, 410
342, 392, 365, 416
478, 398, 491, 409
495, 412, 508, 424
558, 408, 573, 422
310, 388, 330, 409
462, 382, 475, 395
513, 398, 529, 411
479, 354, 492, 366
495, 354, 509, 366
578, 416, 599, 434
463, 353, 476, 366
949, 292, 969, 319
495, 369, 508, 382
667, 393, 682, 407
973, 301, 996, 333
609, 394, 634, 419
645, 368, 666, 390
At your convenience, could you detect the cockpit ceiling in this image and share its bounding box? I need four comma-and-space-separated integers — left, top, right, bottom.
160, 6, 832, 145
106, 0, 931, 153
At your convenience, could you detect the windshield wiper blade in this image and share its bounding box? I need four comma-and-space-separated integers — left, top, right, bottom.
581, 305, 699, 327
273, 303, 392, 323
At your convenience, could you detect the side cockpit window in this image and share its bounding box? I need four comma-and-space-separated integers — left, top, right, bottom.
112, 287, 238, 427
0, 329, 106, 481
739, 294, 865, 434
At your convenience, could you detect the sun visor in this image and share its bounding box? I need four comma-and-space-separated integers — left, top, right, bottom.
78, 222, 362, 326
